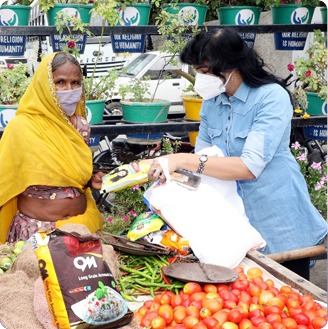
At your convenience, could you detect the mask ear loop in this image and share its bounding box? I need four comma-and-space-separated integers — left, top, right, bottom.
224, 68, 237, 87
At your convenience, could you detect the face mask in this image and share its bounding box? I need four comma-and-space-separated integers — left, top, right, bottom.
194, 71, 235, 100
57, 86, 82, 116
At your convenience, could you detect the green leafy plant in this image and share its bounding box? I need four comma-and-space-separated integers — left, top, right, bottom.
263, 0, 320, 9
287, 30, 327, 114
291, 141, 327, 220
118, 76, 152, 102
0, 63, 32, 105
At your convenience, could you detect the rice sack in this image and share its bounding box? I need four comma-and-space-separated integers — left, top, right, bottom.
31, 229, 132, 329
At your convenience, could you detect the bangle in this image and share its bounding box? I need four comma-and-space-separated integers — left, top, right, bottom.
197, 154, 208, 174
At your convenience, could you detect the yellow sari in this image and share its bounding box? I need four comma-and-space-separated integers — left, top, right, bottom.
0, 52, 102, 243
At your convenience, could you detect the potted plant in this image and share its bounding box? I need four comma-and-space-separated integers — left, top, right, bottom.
0, 0, 33, 57
263, 0, 320, 50
0, 63, 32, 128
288, 29, 327, 116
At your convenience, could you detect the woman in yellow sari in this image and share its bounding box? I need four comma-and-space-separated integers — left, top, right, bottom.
0, 52, 104, 243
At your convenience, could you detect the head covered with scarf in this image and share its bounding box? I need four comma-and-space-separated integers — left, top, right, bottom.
0, 52, 102, 242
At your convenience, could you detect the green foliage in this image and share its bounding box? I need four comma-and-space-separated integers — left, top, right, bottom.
293, 30, 327, 102
38, 0, 90, 13
0, 63, 32, 105
262, 0, 320, 9
118, 76, 152, 102
291, 141, 327, 220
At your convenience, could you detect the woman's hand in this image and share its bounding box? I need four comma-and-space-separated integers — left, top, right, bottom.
147, 154, 180, 183
90, 171, 106, 190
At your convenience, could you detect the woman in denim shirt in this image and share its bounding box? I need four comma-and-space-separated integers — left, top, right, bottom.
148, 29, 327, 279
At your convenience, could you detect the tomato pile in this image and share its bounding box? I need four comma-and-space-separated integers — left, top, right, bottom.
134, 266, 327, 329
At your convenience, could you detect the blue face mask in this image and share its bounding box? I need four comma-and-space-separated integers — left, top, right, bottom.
57, 86, 82, 116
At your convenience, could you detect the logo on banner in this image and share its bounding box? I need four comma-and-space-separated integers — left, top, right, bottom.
178, 6, 199, 25
0, 9, 19, 26
322, 102, 327, 115
236, 9, 255, 25
291, 8, 310, 24
119, 7, 140, 26
0, 109, 16, 127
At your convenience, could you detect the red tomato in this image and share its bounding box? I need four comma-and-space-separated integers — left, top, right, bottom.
172, 294, 183, 308
174, 308, 188, 324
292, 313, 310, 326
280, 286, 293, 296
240, 291, 252, 304
236, 303, 249, 319
158, 304, 174, 324
259, 290, 275, 306
140, 311, 158, 327
221, 321, 239, 329
202, 298, 223, 314
258, 322, 274, 329
137, 305, 149, 318
203, 284, 218, 294
264, 306, 282, 317
202, 316, 220, 329
184, 282, 203, 295
186, 305, 200, 319
232, 279, 250, 291
288, 307, 302, 318
287, 298, 301, 309
251, 316, 267, 327
191, 292, 207, 302
239, 318, 254, 329
249, 308, 265, 319
233, 265, 245, 274
182, 315, 199, 328
190, 300, 203, 310
228, 309, 243, 324
301, 300, 316, 311
192, 322, 208, 329
220, 290, 238, 303
266, 313, 282, 325
282, 317, 298, 329
160, 291, 173, 305
315, 308, 328, 318
146, 300, 161, 311
223, 300, 237, 310
200, 307, 212, 319
151, 315, 166, 329
267, 297, 285, 310
206, 292, 220, 299
182, 297, 192, 308
216, 283, 229, 292
272, 323, 288, 329
311, 316, 327, 329
249, 284, 262, 297
295, 325, 308, 329
212, 309, 229, 326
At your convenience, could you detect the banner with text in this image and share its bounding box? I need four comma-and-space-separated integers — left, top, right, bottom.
111, 34, 146, 53
50, 34, 87, 54
0, 35, 26, 56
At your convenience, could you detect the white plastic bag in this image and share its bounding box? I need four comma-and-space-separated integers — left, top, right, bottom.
144, 146, 266, 268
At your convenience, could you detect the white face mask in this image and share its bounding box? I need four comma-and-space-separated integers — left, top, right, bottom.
194, 71, 235, 100
57, 86, 82, 116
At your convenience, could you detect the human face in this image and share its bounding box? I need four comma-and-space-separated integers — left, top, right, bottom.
52, 62, 82, 91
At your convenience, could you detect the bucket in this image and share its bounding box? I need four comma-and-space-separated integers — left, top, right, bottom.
271, 5, 315, 50
217, 6, 261, 48
121, 100, 170, 144
163, 3, 208, 25
183, 97, 202, 147
86, 99, 105, 124
320, 6, 327, 23
0, 104, 18, 128
47, 4, 93, 25
116, 4, 151, 26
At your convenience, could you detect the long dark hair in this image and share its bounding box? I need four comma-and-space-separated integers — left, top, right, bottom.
180, 28, 287, 89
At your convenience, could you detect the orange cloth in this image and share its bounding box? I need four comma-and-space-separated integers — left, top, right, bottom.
0, 52, 102, 243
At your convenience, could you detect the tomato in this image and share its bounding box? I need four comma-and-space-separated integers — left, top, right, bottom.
134, 311, 143, 324
264, 306, 282, 317
258, 322, 274, 329
192, 322, 208, 329
191, 292, 207, 302
236, 302, 250, 319
151, 315, 166, 329
202, 316, 220, 329
280, 286, 293, 297
221, 321, 239, 329
172, 294, 183, 308
272, 323, 288, 329
212, 309, 229, 326
228, 309, 243, 324
203, 284, 218, 294
186, 305, 200, 318
158, 304, 174, 324
303, 309, 316, 321
160, 291, 173, 305
266, 297, 285, 310
145, 300, 161, 311
311, 316, 327, 329
220, 290, 238, 303
183, 315, 199, 328
206, 292, 220, 300
184, 282, 203, 295
239, 318, 254, 329
137, 305, 149, 318
223, 300, 237, 310
282, 317, 298, 329
268, 286, 280, 296
231, 289, 241, 300
249, 308, 265, 319
216, 283, 229, 292
288, 307, 302, 318
301, 300, 316, 311
233, 265, 245, 274
174, 308, 188, 324
140, 311, 158, 327
240, 290, 252, 304
200, 307, 212, 319
190, 300, 203, 310
259, 290, 275, 306
247, 267, 264, 280
287, 299, 301, 309
249, 284, 262, 297
292, 313, 310, 326
315, 308, 328, 318
202, 298, 223, 314
251, 316, 267, 327
182, 297, 192, 308
266, 313, 282, 324
265, 279, 275, 287
232, 279, 250, 291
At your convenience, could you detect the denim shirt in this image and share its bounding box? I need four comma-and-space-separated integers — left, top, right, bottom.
195, 82, 328, 254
